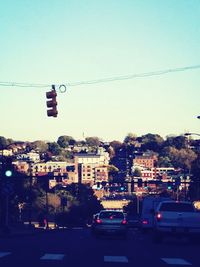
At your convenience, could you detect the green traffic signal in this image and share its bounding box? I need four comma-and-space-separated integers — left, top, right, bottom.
5, 170, 12, 177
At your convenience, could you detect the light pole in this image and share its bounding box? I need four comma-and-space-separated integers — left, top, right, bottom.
185, 132, 200, 200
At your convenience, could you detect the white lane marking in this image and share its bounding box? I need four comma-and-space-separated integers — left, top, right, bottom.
0, 252, 11, 258
40, 253, 65, 260
161, 258, 192, 265
104, 256, 128, 263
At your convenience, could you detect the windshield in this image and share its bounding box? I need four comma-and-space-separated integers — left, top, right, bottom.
160, 203, 194, 212
99, 212, 124, 219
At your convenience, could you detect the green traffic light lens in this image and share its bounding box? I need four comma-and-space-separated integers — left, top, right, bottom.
5, 170, 12, 177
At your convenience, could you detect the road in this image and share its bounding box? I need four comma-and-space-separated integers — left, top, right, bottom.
0, 227, 199, 267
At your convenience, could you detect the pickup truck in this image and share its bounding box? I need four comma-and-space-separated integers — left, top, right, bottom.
153, 200, 200, 242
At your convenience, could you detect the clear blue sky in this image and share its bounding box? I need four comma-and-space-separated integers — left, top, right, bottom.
0, 0, 200, 142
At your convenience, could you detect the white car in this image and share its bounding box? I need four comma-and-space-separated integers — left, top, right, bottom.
91, 210, 128, 238
140, 196, 171, 232
153, 201, 200, 242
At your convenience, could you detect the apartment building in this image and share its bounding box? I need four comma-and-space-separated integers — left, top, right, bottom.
133, 154, 157, 169
74, 149, 109, 186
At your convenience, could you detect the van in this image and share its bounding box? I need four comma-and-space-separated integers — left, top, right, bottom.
140, 196, 171, 232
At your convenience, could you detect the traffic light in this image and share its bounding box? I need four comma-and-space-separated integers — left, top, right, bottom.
175, 177, 181, 186
2, 157, 13, 177
144, 181, 148, 189
137, 178, 143, 187
120, 183, 125, 191
5, 169, 12, 177
46, 85, 58, 117
131, 180, 134, 192
167, 181, 172, 190
97, 182, 101, 190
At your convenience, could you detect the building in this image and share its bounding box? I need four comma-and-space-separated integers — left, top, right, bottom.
0, 149, 13, 157
133, 154, 157, 169
74, 148, 109, 186
95, 166, 108, 183
16, 151, 40, 162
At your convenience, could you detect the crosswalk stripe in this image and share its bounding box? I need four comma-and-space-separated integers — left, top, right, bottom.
40, 253, 65, 260
0, 252, 11, 258
161, 258, 192, 265
104, 256, 128, 263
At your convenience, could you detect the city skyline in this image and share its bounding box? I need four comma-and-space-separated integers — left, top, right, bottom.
0, 1, 200, 142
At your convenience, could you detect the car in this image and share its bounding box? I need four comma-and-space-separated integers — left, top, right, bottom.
91, 210, 128, 237
153, 201, 200, 242
140, 196, 171, 232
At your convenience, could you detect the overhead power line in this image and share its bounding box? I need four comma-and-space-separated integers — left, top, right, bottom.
0, 64, 200, 89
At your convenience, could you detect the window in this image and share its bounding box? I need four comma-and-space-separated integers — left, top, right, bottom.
160, 202, 194, 212
99, 211, 124, 219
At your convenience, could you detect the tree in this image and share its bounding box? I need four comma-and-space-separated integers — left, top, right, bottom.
31, 140, 48, 153
165, 135, 187, 150
57, 136, 76, 148
124, 133, 137, 144
55, 183, 103, 226
167, 147, 197, 171
132, 168, 142, 177
140, 133, 164, 152
47, 142, 62, 156
0, 136, 9, 149
108, 141, 123, 158
85, 137, 101, 147
108, 165, 119, 181
157, 156, 173, 167
190, 153, 200, 200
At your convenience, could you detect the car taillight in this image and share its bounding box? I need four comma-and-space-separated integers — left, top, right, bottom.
122, 219, 127, 225
142, 220, 148, 225
156, 213, 162, 221
96, 219, 102, 224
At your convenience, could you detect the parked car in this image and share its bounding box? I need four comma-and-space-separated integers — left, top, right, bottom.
153, 201, 200, 242
91, 210, 128, 237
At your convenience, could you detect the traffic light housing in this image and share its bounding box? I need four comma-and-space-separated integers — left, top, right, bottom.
46, 85, 58, 117
131, 180, 134, 192
175, 177, 181, 186
120, 183, 125, 191
1, 157, 13, 177
137, 178, 143, 187
97, 182, 101, 190
167, 181, 172, 190
144, 181, 148, 189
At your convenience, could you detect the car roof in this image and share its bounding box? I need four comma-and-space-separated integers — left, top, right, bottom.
99, 210, 124, 213
159, 201, 192, 204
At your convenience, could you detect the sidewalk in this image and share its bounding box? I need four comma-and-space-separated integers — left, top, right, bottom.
0, 223, 46, 238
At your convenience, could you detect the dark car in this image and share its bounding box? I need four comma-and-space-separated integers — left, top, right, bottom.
91, 210, 127, 237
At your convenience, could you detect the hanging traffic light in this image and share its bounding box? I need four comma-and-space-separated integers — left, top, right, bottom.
46, 85, 58, 117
